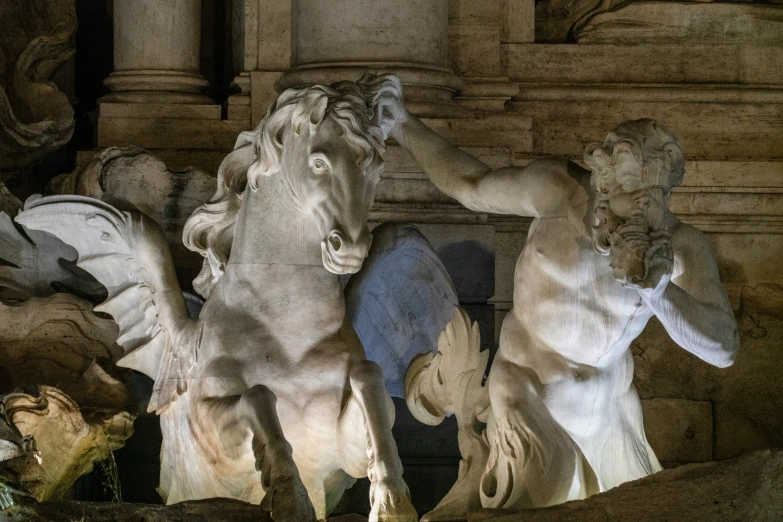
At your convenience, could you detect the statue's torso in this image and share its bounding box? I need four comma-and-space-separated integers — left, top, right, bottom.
508, 214, 653, 370
494, 210, 663, 483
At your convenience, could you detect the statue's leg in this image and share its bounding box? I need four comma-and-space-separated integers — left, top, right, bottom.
199, 385, 316, 522
338, 360, 418, 522
480, 357, 595, 509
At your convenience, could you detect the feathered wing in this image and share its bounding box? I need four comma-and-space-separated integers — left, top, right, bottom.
344, 223, 459, 398
15, 195, 193, 413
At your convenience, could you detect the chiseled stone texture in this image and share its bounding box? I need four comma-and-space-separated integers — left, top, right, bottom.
2, 498, 369, 521
633, 283, 783, 460
640, 398, 712, 464
576, 3, 783, 45
295, 0, 449, 65
7, 451, 782, 521
0, 294, 136, 502
469, 449, 783, 522
0, 294, 121, 392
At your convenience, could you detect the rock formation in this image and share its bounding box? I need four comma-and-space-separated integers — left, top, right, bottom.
0, 294, 136, 504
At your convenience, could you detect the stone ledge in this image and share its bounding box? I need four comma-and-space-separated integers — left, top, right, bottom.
4, 451, 779, 521
0, 497, 368, 522
97, 118, 250, 150
469, 449, 783, 522
504, 44, 783, 85
99, 103, 222, 120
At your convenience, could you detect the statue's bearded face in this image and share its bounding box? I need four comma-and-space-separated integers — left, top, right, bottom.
587, 141, 673, 288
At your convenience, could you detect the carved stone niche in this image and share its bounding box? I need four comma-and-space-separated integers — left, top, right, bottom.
0, 294, 136, 503
0, 0, 76, 177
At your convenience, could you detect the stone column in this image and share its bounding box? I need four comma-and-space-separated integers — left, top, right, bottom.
103, 0, 210, 104
277, 0, 468, 117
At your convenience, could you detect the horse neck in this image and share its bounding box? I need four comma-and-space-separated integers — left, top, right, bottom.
228, 172, 327, 285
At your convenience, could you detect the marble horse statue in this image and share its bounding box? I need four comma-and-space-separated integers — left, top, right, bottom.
16, 75, 469, 521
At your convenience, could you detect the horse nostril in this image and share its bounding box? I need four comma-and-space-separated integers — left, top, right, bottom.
328, 233, 342, 252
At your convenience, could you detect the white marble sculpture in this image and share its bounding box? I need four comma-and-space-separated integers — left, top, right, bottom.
16, 75, 422, 522
379, 90, 740, 518
405, 308, 491, 519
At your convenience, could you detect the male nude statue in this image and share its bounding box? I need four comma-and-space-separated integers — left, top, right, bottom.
380, 94, 740, 509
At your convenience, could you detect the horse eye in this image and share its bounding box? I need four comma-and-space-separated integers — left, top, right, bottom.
312, 159, 328, 173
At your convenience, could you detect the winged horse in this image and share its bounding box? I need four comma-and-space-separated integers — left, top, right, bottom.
16, 75, 431, 521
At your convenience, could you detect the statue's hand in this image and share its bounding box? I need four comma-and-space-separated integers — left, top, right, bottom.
626, 232, 673, 300
374, 91, 410, 142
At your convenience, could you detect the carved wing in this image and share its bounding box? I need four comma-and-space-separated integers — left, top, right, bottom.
344, 223, 460, 397
15, 195, 192, 413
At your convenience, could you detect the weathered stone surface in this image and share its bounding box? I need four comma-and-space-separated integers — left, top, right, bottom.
0, 182, 20, 216
714, 284, 783, 458
633, 284, 783, 461
0, 295, 135, 500
534, 0, 622, 43
505, 43, 783, 85
640, 398, 712, 463
0, 0, 76, 175
0, 293, 135, 501
509, 97, 783, 159
577, 3, 783, 45
501, 0, 534, 43
0, 294, 121, 391
99, 103, 221, 120
7, 451, 782, 521
0, 295, 137, 504
102, 0, 210, 105
5, 383, 135, 501
1, 498, 272, 522
1, 496, 369, 521
97, 118, 248, 150
469, 449, 783, 521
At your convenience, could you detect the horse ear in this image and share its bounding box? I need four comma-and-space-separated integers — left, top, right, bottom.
310, 95, 328, 126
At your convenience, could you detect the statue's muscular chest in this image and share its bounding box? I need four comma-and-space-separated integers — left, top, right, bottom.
512, 217, 651, 362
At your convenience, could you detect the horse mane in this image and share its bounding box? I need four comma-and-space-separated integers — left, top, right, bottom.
182, 74, 402, 298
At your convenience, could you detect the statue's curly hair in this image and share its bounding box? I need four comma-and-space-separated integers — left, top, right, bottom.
584, 118, 685, 196
182, 74, 402, 298
583, 119, 684, 255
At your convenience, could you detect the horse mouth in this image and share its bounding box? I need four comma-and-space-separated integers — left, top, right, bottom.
320, 239, 367, 275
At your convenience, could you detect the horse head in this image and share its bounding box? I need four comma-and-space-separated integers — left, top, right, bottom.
183, 75, 402, 296
247, 74, 401, 275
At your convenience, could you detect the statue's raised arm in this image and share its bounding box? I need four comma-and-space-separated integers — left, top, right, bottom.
377, 92, 581, 217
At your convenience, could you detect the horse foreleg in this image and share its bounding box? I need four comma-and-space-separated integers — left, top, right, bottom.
200, 385, 316, 522
344, 360, 418, 522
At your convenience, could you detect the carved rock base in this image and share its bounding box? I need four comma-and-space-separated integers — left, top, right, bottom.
1, 497, 368, 521
469, 449, 783, 522
4, 450, 780, 521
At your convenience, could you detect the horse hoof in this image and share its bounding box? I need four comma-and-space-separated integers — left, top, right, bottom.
369, 483, 418, 522
265, 475, 317, 522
